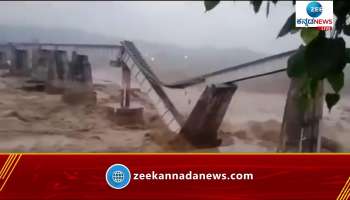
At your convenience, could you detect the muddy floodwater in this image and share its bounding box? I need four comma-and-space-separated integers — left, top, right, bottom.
0, 68, 350, 153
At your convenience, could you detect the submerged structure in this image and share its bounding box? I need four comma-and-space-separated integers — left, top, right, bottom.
0, 41, 329, 152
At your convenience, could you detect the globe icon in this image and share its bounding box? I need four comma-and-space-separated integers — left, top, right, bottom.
106, 164, 131, 189
112, 171, 124, 183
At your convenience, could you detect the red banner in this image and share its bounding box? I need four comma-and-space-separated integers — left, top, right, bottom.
0, 154, 349, 200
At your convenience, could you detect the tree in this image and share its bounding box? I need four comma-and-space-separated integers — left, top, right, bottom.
204, 1, 350, 111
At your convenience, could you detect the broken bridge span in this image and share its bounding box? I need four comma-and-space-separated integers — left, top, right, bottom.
0, 41, 334, 152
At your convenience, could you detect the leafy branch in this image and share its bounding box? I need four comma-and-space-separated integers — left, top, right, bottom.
204, 0, 350, 111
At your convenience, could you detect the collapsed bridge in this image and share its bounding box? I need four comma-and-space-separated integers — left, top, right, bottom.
0, 41, 332, 152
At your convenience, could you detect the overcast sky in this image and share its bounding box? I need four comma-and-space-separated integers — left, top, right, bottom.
0, 1, 301, 54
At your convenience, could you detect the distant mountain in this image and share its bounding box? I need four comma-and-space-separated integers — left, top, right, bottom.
0, 25, 120, 44
133, 40, 266, 82
4, 25, 321, 93
0, 25, 265, 70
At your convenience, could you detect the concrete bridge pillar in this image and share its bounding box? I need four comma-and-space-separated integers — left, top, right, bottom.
45, 50, 65, 94
28, 49, 58, 92
180, 83, 237, 147
0, 52, 3, 62
120, 65, 131, 108
62, 53, 96, 105
108, 60, 144, 126
10, 49, 30, 76
0, 51, 7, 69
54, 50, 69, 82
278, 78, 323, 152
31, 49, 50, 81
44, 50, 69, 94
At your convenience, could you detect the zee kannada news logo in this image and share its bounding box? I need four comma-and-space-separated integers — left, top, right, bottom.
306, 1, 323, 18
296, 1, 333, 30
